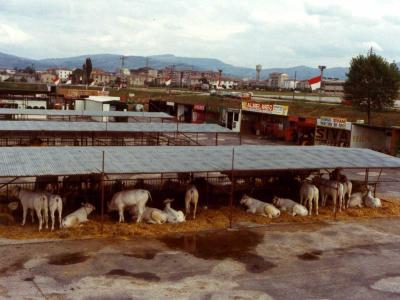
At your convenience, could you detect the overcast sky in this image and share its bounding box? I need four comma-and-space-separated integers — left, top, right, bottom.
0, 0, 399, 68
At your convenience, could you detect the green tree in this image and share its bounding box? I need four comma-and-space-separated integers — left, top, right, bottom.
72, 68, 83, 84
85, 57, 92, 84
344, 50, 400, 124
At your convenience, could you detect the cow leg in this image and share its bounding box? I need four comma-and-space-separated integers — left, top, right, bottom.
185, 200, 190, 217
58, 207, 63, 229
31, 210, 35, 223
136, 206, 144, 223
22, 207, 28, 226
36, 209, 42, 231
44, 207, 49, 229
332, 196, 336, 213
308, 198, 312, 216
193, 201, 197, 220
118, 206, 124, 223
50, 209, 55, 231
315, 198, 319, 216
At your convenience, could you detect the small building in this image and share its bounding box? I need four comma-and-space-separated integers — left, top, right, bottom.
74, 96, 126, 122
269, 73, 289, 89
350, 123, 400, 156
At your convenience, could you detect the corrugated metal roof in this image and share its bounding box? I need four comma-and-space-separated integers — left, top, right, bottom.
0, 108, 172, 118
0, 121, 232, 133
0, 145, 398, 177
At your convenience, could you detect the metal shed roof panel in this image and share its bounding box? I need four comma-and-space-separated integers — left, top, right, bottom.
0, 121, 232, 133
0, 108, 173, 118
0, 146, 399, 177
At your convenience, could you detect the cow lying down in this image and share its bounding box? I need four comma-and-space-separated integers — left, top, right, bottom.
164, 199, 185, 223
130, 206, 168, 224
240, 194, 280, 218
61, 203, 95, 228
273, 196, 308, 216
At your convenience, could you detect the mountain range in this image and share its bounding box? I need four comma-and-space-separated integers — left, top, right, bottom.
0, 51, 349, 80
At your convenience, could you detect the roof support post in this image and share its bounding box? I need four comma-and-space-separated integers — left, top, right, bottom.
374, 169, 383, 197
101, 151, 105, 235
229, 148, 235, 228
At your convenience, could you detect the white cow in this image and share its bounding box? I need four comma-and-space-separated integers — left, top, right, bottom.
299, 182, 319, 215
44, 192, 63, 231
313, 177, 344, 213
342, 180, 353, 209
15, 187, 48, 231
163, 199, 186, 223
108, 189, 152, 223
364, 188, 382, 208
348, 192, 364, 208
240, 195, 280, 218
130, 206, 168, 224
185, 184, 199, 220
273, 196, 308, 216
61, 202, 95, 228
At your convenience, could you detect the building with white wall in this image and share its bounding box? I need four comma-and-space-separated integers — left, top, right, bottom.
55, 69, 72, 81
269, 73, 289, 89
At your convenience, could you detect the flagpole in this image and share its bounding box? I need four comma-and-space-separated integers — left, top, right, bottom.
318, 65, 326, 102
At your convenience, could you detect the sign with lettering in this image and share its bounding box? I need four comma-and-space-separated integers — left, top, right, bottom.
317, 116, 352, 130
241, 101, 288, 116
193, 104, 205, 111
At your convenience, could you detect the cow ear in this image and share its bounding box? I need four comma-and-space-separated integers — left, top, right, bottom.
81, 202, 84, 206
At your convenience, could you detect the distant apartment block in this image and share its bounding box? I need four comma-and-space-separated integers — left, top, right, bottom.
269, 72, 289, 89
55, 69, 72, 80
322, 79, 345, 96
39, 71, 56, 84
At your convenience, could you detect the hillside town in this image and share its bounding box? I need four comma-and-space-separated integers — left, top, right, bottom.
0, 64, 345, 95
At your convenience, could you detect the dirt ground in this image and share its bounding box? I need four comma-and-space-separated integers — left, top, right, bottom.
0, 196, 398, 240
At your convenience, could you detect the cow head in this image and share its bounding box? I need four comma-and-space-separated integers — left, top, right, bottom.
272, 196, 280, 206
81, 202, 95, 212
240, 194, 251, 206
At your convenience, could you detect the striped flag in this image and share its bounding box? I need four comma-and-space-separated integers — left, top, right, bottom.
308, 76, 321, 90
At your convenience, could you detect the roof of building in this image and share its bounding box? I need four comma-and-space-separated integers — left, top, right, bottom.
85, 96, 121, 102
0, 121, 232, 133
0, 108, 173, 118
0, 145, 398, 177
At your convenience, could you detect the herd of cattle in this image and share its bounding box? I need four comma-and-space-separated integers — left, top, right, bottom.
2, 169, 382, 231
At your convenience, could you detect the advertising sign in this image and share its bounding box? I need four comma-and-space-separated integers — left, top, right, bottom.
241, 101, 288, 116
193, 104, 205, 111
317, 116, 351, 130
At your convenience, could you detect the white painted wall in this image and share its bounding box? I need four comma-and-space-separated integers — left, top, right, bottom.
350, 125, 391, 153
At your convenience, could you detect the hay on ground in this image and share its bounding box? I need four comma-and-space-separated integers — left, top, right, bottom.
0, 198, 399, 240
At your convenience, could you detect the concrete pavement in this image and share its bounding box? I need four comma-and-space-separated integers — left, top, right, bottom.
2, 218, 400, 299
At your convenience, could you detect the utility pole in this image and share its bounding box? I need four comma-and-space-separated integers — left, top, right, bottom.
292, 71, 297, 101
145, 57, 149, 87
318, 65, 326, 102
218, 69, 223, 88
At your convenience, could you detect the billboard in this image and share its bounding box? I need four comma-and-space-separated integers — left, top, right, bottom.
241, 101, 288, 116
317, 116, 352, 130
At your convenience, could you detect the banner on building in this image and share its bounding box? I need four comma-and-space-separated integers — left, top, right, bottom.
317, 116, 352, 130
241, 101, 288, 116
193, 104, 205, 111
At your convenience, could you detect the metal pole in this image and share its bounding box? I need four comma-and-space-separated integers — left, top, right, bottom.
292, 71, 296, 101
101, 151, 105, 235
229, 148, 235, 228
374, 169, 382, 197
